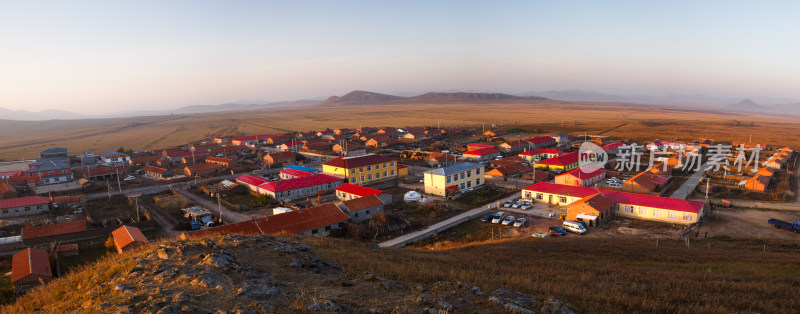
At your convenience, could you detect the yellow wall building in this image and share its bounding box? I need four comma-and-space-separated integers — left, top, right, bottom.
323, 154, 398, 185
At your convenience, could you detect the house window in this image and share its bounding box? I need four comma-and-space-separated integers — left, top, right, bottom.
325, 226, 331, 231
367, 174, 373, 180
476, 168, 481, 174
460, 173, 465, 180
350, 169, 356, 174
338, 223, 344, 228
361, 176, 365, 182
359, 167, 364, 172
383, 171, 388, 177
391, 162, 395, 166
460, 183, 465, 189
350, 178, 357, 183
476, 179, 480, 185
366, 210, 370, 215
1, 209, 7, 214
467, 181, 472, 188
668, 211, 677, 219
616, 204, 621, 211
683, 213, 693, 221
25, 207, 30, 211
652, 209, 662, 217
446, 176, 451, 183
624, 205, 634, 213
383, 163, 388, 168
390, 170, 395, 176
375, 173, 380, 179
367, 166, 372, 171
355, 212, 359, 218
558, 196, 567, 203
311, 229, 318, 234
467, 170, 471, 178
536, 193, 543, 200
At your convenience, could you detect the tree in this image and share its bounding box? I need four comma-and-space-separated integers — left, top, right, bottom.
116, 147, 125, 153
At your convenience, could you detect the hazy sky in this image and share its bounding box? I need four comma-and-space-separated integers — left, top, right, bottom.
2, 1, 800, 114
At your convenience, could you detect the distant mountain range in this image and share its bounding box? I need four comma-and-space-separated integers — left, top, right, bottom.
317, 90, 544, 106
3, 89, 800, 121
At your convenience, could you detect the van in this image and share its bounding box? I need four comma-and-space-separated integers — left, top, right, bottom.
562, 221, 587, 235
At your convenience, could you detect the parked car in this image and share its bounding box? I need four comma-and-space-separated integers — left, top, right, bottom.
607, 182, 622, 188
531, 232, 549, 238
562, 220, 587, 235
512, 201, 522, 209
123, 175, 136, 181
480, 213, 495, 223
513, 217, 525, 227
491, 211, 505, 224
520, 203, 531, 210
501, 215, 515, 226
503, 200, 513, 208
548, 226, 567, 237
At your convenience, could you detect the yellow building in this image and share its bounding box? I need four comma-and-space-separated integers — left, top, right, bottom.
423, 162, 485, 197
323, 154, 398, 185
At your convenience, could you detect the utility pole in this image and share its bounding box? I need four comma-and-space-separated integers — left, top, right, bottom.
115, 168, 123, 196
217, 193, 223, 223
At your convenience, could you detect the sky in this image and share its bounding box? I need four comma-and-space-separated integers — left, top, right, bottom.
2, 1, 800, 114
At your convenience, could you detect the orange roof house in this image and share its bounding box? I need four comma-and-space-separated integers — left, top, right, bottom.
11, 248, 52, 292
112, 225, 150, 254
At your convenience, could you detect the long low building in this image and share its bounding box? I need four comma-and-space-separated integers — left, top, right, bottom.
522, 182, 704, 225
0, 196, 50, 218
181, 202, 351, 238
236, 173, 343, 201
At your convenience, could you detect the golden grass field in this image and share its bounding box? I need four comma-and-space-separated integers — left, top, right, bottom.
2, 101, 800, 160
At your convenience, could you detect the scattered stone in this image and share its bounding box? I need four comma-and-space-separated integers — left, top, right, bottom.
190, 271, 232, 291
236, 278, 282, 300
306, 299, 349, 312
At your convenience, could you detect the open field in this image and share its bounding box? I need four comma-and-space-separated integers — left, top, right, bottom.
3, 101, 800, 160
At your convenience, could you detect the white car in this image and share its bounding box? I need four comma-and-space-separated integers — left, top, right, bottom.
501, 215, 515, 226
513, 217, 525, 227
491, 211, 505, 224
520, 203, 531, 210
503, 200, 513, 208
123, 175, 136, 181
608, 182, 622, 188
512, 201, 522, 209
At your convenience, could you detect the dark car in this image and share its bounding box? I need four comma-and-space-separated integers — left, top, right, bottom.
549, 226, 567, 237
480, 213, 494, 223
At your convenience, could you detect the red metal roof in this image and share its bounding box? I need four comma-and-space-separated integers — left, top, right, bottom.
112, 225, 149, 251
167, 150, 209, 158
335, 183, 383, 197
22, 221, 87, 240
0, 170, 25, 178
280, 168, 314, 178
11, 248, 52, 284
0, 196, 50, 210
536, 151, 579, 166
258, 174, 341, 192
557, 168, 606, 180
463, 148, 500, 156
236, 174, 269, 187
184, 202, 350, 237
522, 182, 703, 214
323, 154, 395, 169
210, 145, 248, 153
602, 142, 624, 150
445, 186, 460, 191
142, 165, 168, 174
527, 136, 556, 144
282, 141, 304, 147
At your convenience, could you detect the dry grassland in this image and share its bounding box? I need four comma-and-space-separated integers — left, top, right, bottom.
2, 101, 800, 160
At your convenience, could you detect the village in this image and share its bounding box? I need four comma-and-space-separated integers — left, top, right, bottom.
0, 125, 798, 297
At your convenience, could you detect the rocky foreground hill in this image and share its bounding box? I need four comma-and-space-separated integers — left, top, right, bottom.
5, 234, 578, 313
